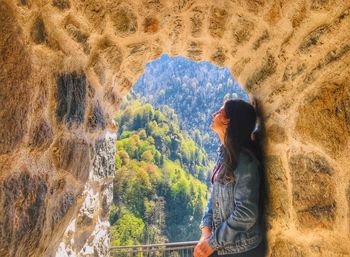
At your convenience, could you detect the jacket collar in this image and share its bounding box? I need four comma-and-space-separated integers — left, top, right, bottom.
217, 144, 225, 160
217, 143, 224, 153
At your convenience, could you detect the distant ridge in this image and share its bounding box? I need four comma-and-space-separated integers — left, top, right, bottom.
132, 54, 249, 161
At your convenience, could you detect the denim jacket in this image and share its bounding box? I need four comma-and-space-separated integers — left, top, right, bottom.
200, 144, 263, 255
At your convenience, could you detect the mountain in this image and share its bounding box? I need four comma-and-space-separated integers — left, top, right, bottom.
132, 54, 249, 161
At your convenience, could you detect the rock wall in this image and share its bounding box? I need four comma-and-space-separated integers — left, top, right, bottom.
0, 0, 349, 256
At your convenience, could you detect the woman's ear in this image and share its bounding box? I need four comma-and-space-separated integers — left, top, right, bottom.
248, 93, 257, 109
248, 94, 266, 144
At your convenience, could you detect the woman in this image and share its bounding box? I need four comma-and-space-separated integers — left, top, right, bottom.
193, 98, 266, 257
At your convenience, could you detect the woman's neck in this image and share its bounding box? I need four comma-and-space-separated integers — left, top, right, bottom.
218, 131, 225, 145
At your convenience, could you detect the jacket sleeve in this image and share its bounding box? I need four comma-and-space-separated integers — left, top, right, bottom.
207, 155, 260, 249
199, 185, 214, 230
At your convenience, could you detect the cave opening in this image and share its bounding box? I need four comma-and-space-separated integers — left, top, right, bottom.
110, 54, 250, 249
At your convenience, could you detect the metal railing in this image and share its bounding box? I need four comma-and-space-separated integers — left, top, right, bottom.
109, 241, 198, 257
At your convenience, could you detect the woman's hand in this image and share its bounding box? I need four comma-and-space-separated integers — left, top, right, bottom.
194, 227, 215, 257
193, 239, 215, 257
199, 227, 212, 241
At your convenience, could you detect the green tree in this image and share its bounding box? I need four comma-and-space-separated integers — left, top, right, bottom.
110, 209, 145, 246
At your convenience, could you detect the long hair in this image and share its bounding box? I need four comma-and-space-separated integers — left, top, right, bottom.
218, 97, 267, 245
218, 99, 260, 182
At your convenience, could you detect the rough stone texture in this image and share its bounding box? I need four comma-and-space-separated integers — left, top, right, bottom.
57, 133, 116, 257
51, 136, 93, 183
109, 3, 138, 37
56, 72, 87, 125
90, 135, 116, 181
0, 0, 32, 154
264, 155, 289, 220
288, 151, 336, 229
100, 182, 113, 218
0, 0, 350, 256
51, 191, 77, 230
270, 238, 306, 257
64, 20, 90, 54
94, 37, 123, 74
190, 6, 205, 37
246, 52, 277, 91
28, 119, 53, 149
87, 102, 107, 131
267, 123, 287, 143
295, 81, 350, 157
143, 17, 159, 34
232, 17, 255, 45
0, 170, 47, 257
31, 17, 48, 45
52, 0, 70, 10
209, 7, 228, 38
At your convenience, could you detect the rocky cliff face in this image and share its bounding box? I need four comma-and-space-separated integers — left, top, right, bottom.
0, 0, 349, 256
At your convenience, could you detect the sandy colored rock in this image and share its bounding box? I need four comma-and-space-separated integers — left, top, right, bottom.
0, 0, 32, 155
295, 81, 350, 157
266, 123, 287, 143
51, 136, 93, 182
270, 238, 306, 257
56, 72, 87, 125
264, 155, 289, 220
288, 151, 336, 229
0, 170, 47, 257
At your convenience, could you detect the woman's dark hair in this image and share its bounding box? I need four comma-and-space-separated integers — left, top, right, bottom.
218, 98, 261, 181
219, 97, 267, 244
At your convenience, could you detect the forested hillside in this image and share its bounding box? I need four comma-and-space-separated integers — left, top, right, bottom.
132, 54, 248, 161
111, 98, 214, 246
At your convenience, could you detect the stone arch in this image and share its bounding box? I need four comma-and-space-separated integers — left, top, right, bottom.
0, 0, 350, 256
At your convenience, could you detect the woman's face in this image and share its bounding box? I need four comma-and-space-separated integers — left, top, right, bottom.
210, 105, 230, 134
